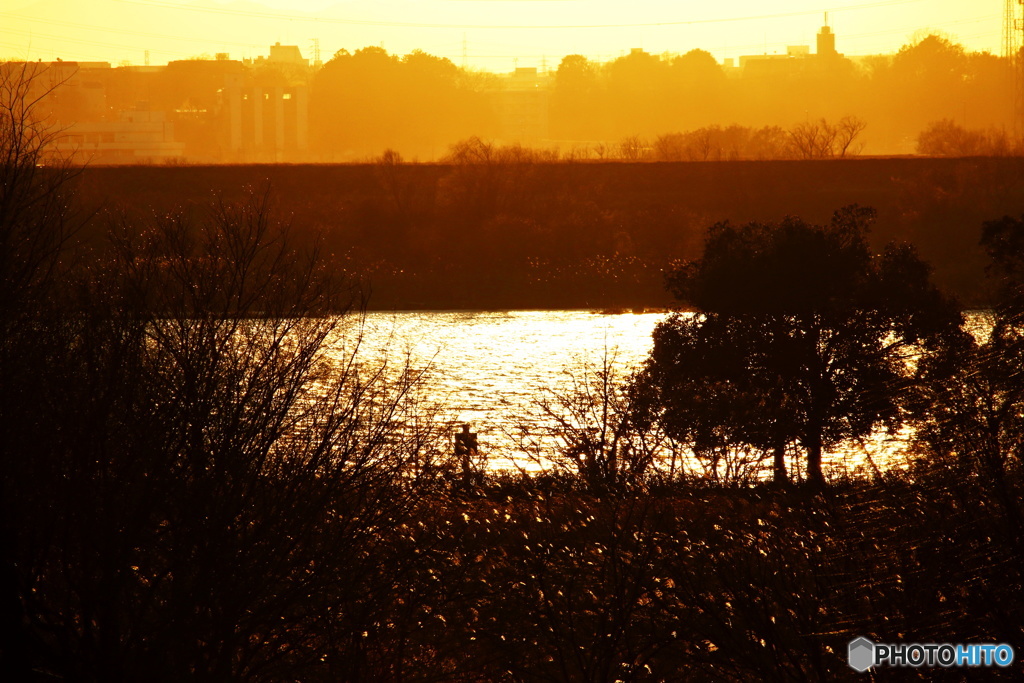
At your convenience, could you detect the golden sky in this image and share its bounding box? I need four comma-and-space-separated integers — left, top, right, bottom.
0, 0, 1003, 69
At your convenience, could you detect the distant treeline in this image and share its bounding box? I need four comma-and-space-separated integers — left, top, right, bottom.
76, 156, 1024, 309
305, 34, 1006, 159
31, 34, 1010, 162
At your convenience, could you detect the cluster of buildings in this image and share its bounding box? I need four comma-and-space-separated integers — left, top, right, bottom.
11, 21, 844, 164
733, 21, 841, 73
13, 42, 311, 164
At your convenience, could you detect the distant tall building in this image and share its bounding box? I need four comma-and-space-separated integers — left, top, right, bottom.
817, 17, 838, 57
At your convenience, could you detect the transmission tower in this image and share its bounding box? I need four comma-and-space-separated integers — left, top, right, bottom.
311, 37, 321, 68
1005, 0, 1024, 135
1005, 0, 1019, 59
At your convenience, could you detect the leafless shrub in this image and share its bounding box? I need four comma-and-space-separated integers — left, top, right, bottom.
0, 60, 81, 321
617, 134, 647, 161
788, 115, 867, 159
652, 132, 687, 161
834, 115, 868, 157
516, 350, 685, 493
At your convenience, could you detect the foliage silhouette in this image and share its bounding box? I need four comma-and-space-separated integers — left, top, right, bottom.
311, 46, 494, 161
517, 351, 684, 494
0, 61, 80, 321
0, 60, 86, 680
635, 206, 964, 486
913, 214, 1024, 554
788, 116, 867, 159
1, 181, 452, 679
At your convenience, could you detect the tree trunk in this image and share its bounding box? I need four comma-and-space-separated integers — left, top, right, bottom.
806, 435, 824, 487
773, 442, 788, 485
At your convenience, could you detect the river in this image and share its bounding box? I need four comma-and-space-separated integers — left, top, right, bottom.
326, 310, 660, 466
324, 309, 964, 479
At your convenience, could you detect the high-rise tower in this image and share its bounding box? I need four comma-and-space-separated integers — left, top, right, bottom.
817, 13, 837, 57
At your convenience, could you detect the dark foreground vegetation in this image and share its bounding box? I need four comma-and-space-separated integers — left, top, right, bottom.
75, 151, 1024, 310
3, 63, 1024, 681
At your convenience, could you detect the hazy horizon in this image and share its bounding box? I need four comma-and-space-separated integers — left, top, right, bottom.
2, 0, 1003, 71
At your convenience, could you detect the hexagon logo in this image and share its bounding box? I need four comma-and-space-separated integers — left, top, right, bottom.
848, 637, 875, 672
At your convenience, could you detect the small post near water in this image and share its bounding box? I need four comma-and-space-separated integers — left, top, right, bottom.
454, 423, 479, 487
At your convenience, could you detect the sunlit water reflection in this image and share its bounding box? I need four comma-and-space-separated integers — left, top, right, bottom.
324, 309, 992, 479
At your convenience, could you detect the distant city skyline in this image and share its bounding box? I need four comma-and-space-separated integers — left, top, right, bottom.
1, 0, 1004, 70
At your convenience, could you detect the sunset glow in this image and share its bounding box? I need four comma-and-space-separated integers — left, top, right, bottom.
2, 0, 1003, 69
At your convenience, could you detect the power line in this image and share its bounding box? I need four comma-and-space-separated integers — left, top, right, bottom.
1, 4, 999, 67
4, 13, 995, 63
114, 0, 929, 30
4, 9, 995, 54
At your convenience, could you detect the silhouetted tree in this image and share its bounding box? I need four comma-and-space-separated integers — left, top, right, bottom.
551, 54, 605, 140
617, 134, 646, 160
635, 206, 963, 486
0, 61, 79, 321
0, 61, 84, 680
651, 132, 687, 161
606, 49, 671, 137
670, 49, 725, 89
652, 124, 795, 162
788, 116, 866, 159
914, 215, 1024, 548
892, 33, 967, 85
833, 115, 868, 156
983, 213, 1024, 313
518, 352, 682, 493
914, 316, 1024, 542
670, 49, 727, 128
747, 125, 791, 160
867, 33, 992, 151
311, 46, 492, 159
632, 312, 797, 483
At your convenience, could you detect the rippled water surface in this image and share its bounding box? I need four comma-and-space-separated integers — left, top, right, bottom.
325, 309, 992, 476
365, 310, 658, 412
327, 310, 661, 460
